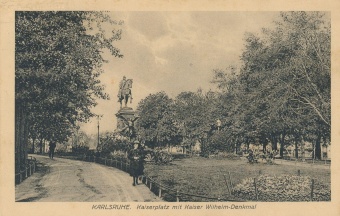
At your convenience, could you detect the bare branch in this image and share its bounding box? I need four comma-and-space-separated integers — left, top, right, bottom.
289, 85, 330, 126
300, 62, 325, 105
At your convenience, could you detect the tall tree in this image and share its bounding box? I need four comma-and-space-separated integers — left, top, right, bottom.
212, 12, 330, 159
136, 92, 179, 148
174, 90, 220, 153
15, 11, 123, 172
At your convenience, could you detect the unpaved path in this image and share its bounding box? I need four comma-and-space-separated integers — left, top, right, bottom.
15, 155, 162, 202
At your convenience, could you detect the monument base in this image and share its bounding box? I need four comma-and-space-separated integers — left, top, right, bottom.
117, 107, 135, 116
115, 107, 139, 139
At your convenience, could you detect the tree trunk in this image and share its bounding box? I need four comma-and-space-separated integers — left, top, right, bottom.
294, 140, 299, 159
44, 140, 47, 154
234, 138, 238, 154
39, 138, 43, 154
234, 143, 237, 154
23, 112, 29, 162
19, 107, 26, 169
32, 138, 36, 153
301, 136, 305, 162
280, 143, 284, 158
321, 135, 328, 160
315, 133, 322, 160
15, 105, 21, 173
262, 143, 267, 153
272, 135, 277, 151
279, 131, 286, 158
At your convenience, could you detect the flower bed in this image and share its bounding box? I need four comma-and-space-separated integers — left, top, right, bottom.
232, 174, 330, 201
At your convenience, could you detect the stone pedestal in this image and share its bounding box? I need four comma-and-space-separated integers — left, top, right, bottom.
115, 107, 136, 131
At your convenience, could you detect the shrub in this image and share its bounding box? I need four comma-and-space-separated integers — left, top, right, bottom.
217, 152, 240, 160
72, 145, 89, 154
142, 148, 174, 165
232, 174, 330, 201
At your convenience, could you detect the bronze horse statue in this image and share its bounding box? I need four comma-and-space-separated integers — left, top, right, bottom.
118, 79, 133, 108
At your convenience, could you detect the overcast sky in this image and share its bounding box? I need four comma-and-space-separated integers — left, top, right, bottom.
80, 11, 279, 134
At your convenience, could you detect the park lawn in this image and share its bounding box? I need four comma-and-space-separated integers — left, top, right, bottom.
144, 156, 331, 202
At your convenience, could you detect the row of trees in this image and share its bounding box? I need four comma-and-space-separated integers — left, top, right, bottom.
15, 12, 330, 171
136, 12, 330, 159
15, 12, 123, 172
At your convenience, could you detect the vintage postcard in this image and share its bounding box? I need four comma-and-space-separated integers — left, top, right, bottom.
1, 0, 339, 216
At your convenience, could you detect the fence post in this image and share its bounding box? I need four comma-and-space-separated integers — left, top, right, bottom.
228, 171, 234, 189
19, 172, 22, 183
33, 162, 36, 173
29, 164, 32, 176
115, 159, 118, 167
146, 177, 148, 185
150, 181, 152, 190
158, 185, 162, 198
223, 174, 231, 195
311, 179, 315, 201
176, 190, 180, 202
25, 166, 28, 178
254, 178, 259, 201
120, 159, 123, 170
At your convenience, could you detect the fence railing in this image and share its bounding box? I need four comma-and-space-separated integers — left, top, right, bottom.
15, 156, 37, 185
75, 155, 244, 202
142, 174, 245, 202
17, 154, 329, 201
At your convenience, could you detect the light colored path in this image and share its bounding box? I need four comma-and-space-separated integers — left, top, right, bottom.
15, 155, 162, 202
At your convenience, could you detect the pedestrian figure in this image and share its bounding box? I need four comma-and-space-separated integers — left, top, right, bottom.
128, 141, 145, 186
49, 141, 56, 159
246, 149, 257, 163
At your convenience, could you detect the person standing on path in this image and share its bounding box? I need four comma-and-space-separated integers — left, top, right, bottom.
49, 141, 56, 159
128, 141, 145, 186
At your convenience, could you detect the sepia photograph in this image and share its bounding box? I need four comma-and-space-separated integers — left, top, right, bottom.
1, 1, 340, 216
14, 10, 331, 202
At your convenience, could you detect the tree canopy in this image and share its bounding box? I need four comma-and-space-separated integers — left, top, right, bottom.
136, 92, 179, 148
15, 11, 123, 169
213, 12, 330, 157
135, 12, 330, 159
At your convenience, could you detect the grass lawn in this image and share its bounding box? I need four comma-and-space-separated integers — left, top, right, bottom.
144, 156, 331, 202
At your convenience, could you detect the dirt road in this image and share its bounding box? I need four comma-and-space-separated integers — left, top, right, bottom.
15, 155, 162, 202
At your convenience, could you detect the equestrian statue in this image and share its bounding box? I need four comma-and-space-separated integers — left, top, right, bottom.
117, 76, 133, 108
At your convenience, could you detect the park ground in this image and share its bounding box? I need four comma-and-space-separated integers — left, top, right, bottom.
144, 156, 331, 201
15, 155, 162, 202
15, 154, 330, 202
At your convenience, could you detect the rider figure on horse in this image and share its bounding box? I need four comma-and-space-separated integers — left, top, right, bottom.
117, 76, 133, 108
117, 76, 127, 101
